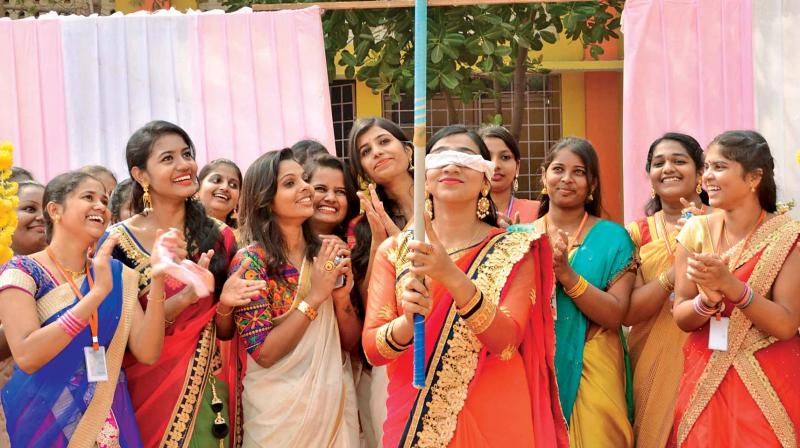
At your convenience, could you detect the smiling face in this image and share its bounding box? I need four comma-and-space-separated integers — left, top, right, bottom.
543, 148, 593, 210
356, 125, 412, 185
425, 135, 487, 206
271, 160, 314, 222
132, 133, 198, 203
310, 166, 348, 232
198, 163, 241, 222
11, 184, 46, 255
702, 144, 761, 210
485, 136, 519, 194
649, 139, 701, 202
49, 178, 111, 243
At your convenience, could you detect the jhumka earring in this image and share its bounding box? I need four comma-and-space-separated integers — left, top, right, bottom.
586, 189, 595, 203
477, 186, 491, 219
425, 191, 433, 219
696, 180, 703, 195
513, 176, 519, 194
651, 188, 657, 199
141, 183, 153, 216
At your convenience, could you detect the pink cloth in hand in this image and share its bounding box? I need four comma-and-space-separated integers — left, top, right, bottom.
155, 229, 214, 297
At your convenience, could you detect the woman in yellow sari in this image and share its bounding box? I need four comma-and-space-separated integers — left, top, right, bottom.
624, 133, 707, 448
533, 137, 636, 447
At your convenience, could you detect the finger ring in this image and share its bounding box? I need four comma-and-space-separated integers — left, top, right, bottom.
324, 260, 335, 271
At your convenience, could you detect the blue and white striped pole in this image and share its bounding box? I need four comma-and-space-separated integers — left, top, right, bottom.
412, 0, 428, 390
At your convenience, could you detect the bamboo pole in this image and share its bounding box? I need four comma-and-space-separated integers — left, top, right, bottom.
253, 0, 592, 11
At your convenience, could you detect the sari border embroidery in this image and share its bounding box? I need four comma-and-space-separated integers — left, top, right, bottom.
676, 215, 799, 448
111, 225, 152, 292
159, 321, 216, 448
37, 283, 78, 324
401, 230, 540, 448
0, 268, 36, 297
68, 267, 137, 448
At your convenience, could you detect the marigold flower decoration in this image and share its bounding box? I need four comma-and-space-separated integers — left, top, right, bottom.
0, 142, 18, 264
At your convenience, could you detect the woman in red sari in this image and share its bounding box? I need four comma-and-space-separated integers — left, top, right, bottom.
671, 130, 800, 447
363, 125, 566, 447
100, 120, 261, 447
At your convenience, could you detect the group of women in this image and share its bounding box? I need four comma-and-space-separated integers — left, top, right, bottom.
1, 116, 798, 448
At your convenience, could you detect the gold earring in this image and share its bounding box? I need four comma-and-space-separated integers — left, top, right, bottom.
141, 183, 153, 216
541, 185, 548, 196
425, 192, 433, 219
53, 215, 61, 224
477, 186, 491, 219
650, 188, 656, 199
408, 155, 414, 172
586, 189, 595, 203
750, 185, 756, 193
696, 180, 703, 195
513, 177, 519, 194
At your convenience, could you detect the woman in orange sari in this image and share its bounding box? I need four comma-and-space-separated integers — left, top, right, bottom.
624, 133, 707, 448
479, 125, 539, 225
671, 131, 800, 447
363, 125, 566, 447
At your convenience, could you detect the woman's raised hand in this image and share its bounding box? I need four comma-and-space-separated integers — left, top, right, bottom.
91, 234, 118, 298
309, 239, 349, 307
219, 258, 267, 310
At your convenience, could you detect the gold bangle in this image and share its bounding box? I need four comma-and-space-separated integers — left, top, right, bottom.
297, 301, 317, 321
385, 320, 412, 350
463, 299, 496, 334
657, 271, 674, 293
216, 306, 233, 317
457, 285, 482, 316
375, 322, 404, 360
565, 276, 589, 299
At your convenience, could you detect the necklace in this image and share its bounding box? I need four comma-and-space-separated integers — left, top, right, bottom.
717, 209, 766, 270
45, 247, 88, 279
436, 223, 484, 256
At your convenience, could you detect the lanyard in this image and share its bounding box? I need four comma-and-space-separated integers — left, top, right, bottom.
505, 195, 515, 218
544, 211, 590, 261
46, 247, 100, 351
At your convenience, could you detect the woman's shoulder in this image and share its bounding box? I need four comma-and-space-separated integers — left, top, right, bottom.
625, 216, 651, 248
0, 255, 49, 297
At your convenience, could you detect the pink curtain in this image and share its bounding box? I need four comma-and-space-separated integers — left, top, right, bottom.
621, 0, 754, 221
0, 7, 334, 182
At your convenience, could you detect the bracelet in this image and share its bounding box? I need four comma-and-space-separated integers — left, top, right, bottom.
730, 282, 749, 307
57, 309, 88, 338
457, 286, 483, 316
692, 294, 721, 317
215, 306, 234, 317
565, 276, 590, 299
297, 301, 317, 321
657, 271, 674, 293
385, 320, 412, 350
737, 285, 756, 310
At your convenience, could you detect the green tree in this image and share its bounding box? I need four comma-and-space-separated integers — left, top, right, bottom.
225, 0, 623, 138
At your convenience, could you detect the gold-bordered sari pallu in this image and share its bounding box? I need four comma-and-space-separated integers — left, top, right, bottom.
671, 214, 800, 448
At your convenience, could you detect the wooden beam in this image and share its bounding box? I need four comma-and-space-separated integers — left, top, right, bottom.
253, 0, 590, 11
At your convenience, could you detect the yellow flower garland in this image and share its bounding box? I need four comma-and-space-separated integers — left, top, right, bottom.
0, 142, 18, 264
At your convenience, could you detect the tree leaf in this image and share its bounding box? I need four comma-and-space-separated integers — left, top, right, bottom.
540, 30, 557, 44
431, 45, 444, 64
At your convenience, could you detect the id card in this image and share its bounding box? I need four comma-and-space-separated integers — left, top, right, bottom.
708, 317, 729, 352
84, 346, 109, 382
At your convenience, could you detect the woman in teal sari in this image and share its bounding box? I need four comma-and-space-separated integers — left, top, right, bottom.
0, 171, 173, 447
533, 138, 636, 447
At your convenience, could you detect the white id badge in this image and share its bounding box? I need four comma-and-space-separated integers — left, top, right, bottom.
708, 317, 729, 352
84, 346, 109, 382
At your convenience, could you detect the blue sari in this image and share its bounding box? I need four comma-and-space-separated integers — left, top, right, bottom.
0, 256, 142, 448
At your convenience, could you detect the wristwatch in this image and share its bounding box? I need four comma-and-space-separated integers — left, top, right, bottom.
297, 301, 318, 321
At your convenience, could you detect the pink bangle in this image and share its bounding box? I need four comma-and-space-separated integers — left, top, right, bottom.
730, 282, 750, 306
692, 294, 719, 317
57, 309, 88, 338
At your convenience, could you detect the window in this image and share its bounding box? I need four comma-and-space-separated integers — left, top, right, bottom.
382, 74, 562, 200
329, 81, 356, 158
